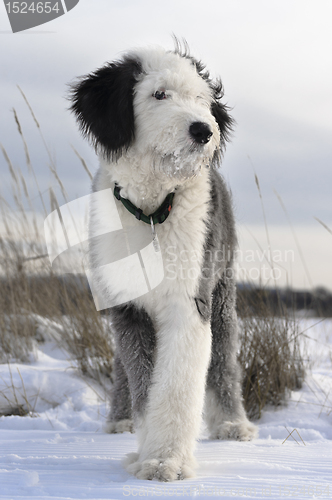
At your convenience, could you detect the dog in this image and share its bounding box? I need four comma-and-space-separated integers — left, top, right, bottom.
69, 40, 257, 482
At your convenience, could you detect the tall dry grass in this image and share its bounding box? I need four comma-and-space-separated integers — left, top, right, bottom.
0, 94, 114, 387
237, 288, 304, 419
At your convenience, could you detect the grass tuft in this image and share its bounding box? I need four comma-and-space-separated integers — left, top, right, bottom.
238, 288, 304, 419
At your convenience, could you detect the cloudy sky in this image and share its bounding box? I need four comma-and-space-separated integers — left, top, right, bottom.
0, 0, 331, 290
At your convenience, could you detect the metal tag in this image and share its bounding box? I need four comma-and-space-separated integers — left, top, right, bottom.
150, 216, 160, 253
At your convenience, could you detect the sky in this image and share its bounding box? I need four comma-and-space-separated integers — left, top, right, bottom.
0, 0, 331, 290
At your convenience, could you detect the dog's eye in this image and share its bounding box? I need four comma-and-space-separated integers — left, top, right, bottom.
154, 90, 167, 100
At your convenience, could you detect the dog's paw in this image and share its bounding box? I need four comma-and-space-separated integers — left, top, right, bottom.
210, 418, 258, 441
103, 419, 134, 434
126, 457, 196, 482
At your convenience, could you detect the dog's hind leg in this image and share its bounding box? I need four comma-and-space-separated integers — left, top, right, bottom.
105, 302, 156, 434
205, 274, 258, 441
104, 355, 133, 433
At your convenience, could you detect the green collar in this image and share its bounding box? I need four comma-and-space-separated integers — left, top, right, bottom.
114, 184, 175, 225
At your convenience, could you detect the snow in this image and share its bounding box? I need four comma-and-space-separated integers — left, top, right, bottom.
0, 318, 331, 499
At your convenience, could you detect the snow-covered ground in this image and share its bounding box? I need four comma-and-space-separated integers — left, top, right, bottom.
0, 318, 331, 499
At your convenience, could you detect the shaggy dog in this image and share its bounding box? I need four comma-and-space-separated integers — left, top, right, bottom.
70, 41, 257, 482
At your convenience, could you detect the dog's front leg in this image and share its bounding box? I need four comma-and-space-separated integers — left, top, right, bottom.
125, 298, 211, 481
106, 302, 156, 433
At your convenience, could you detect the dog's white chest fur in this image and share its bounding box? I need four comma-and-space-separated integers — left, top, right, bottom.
92, 161, 211, 319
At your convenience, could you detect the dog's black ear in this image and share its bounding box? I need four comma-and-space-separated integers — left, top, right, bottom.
210, 79, 234, 152
211, 101, 234, 148
69, 56, 142, 160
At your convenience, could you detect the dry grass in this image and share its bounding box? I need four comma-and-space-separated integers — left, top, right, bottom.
0, 96, 114, 387
0, 91, 307, 420
0, 363, 36, 417
0, 233, 114, 383
237, 288, 305, 419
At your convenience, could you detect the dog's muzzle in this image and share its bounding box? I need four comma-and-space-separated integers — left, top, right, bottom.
189, 122, 213, 144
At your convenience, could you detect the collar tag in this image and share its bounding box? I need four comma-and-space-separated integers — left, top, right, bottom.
150, 216, 160, 253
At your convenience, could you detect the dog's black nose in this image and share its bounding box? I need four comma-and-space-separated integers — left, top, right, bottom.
189, 122, 213, 144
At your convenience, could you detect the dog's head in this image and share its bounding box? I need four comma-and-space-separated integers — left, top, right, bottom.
69, 43, 233, 178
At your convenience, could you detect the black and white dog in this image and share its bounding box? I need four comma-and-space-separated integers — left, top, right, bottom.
70, 41, 257, 481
